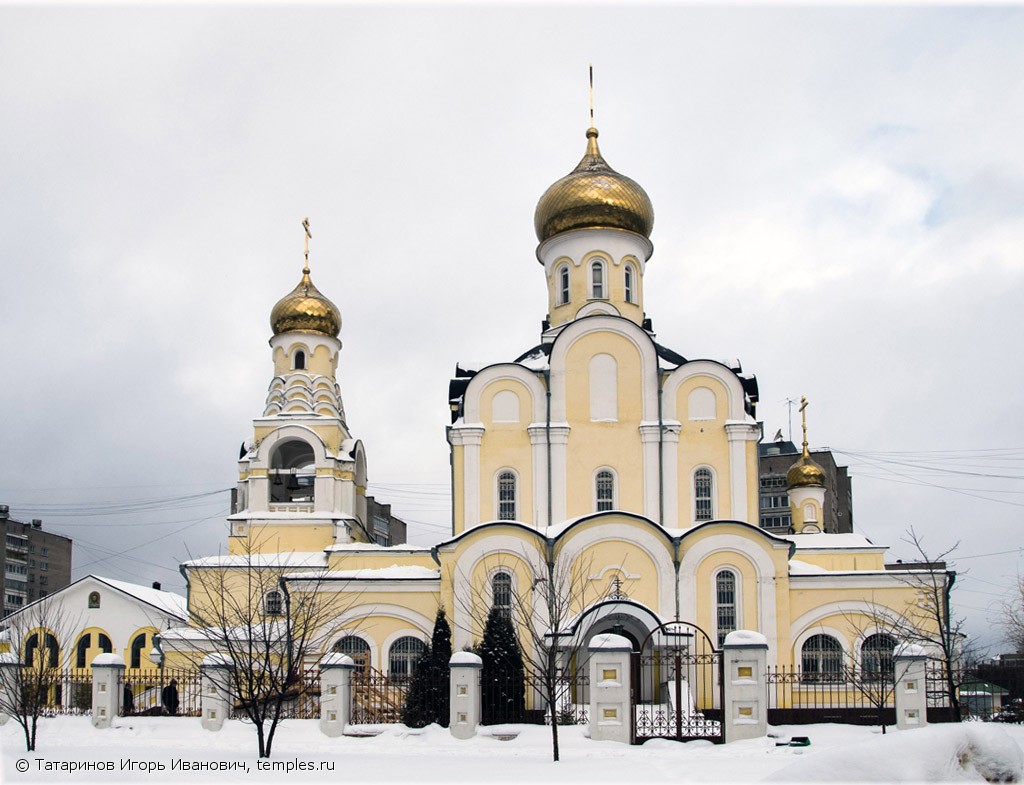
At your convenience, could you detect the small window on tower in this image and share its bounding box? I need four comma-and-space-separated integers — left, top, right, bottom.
624, 264, 635, 303
294, 350, 306, 370
590, 260, 605, 299
558, 265, 570, 305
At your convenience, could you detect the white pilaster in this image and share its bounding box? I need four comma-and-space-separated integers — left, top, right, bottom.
528, 425, 550, 528
547, 425, 571, 524
725, 422, 759, 523
450, 426, 485, 527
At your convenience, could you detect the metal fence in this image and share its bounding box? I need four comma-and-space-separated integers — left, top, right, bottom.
121, 668, 202, 717
351, 667, 407, 724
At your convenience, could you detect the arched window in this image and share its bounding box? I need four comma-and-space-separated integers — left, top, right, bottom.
590, 259, 605, 299
497, 471, 517, 521
624, 264, 635, 303
492, 571, 512, 619
715, 570, 737, 647
25, 633, 59, 668
88, 591, 101, 609
558, 265, 570, 305
595, 470, 615, 512
694, 468, 714, 521
270, 440, 316, 505
333, 635, 370, 674
801, 634, 844, 682
130, 633, 147, 669
861, 633, 897, 681
75, 634, 91, 669
98, 633, 112, 654
264, 590, 283, 616
388, 636, 427, 683
294, 350, 306, 371
25, 633, 39, 667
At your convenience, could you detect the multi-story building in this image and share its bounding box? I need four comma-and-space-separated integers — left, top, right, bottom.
0, 504, 73, 616
758, 439, 853, 534
365, 495, 407, 546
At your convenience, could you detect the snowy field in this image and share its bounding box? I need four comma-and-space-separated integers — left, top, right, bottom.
2, 717, 1023, 783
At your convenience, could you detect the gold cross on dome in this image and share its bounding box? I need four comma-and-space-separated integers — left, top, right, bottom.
799, 395, 810, 456
302, 217, 312, 268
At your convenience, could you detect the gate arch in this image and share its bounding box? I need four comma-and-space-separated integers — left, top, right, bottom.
632, 620, 724, 744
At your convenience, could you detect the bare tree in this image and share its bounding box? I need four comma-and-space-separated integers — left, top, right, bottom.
453, 546, 604, 762
161, 539, 361, 758
1000, 574, 1024, 654
0, 597, 80, 751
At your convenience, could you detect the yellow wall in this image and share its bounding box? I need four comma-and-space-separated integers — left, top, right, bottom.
675, 375, 733, 524
478, 378, 536, 523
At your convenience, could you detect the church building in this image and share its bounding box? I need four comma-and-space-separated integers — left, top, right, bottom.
166, 121, 945, 685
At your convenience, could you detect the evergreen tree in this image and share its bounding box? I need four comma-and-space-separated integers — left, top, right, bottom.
479, 606, 525, 724
401, 608, 452, 727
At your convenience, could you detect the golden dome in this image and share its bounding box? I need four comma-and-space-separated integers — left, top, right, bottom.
270, 265, 341, 338
534, 127, 654, 243
787, 453, 826, 489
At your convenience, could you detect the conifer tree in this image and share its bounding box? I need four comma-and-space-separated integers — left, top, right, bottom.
479, 606, 525, 724
402, 608, 452, 727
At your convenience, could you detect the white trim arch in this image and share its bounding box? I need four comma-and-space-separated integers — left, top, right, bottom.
254, 424, 330, 466
678, 532, 782, 661
462, 366, 547, 425
661, 361, 749, 422
381, 628, 430, 678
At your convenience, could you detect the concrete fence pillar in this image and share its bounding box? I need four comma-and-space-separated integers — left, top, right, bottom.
0, 652, 20, 726
449, 652, 482, 739
894, 644, 929, 730
319, 653, 355, 737
200, 654, 233, 732
90, 653, 125, 729
721, 630, 768, 743
588, 633, 632, 744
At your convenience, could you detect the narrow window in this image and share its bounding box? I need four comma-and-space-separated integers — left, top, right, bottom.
497, 471, 517, 521
802, 634, 843, 682
76, 634, 91, 668
44, 633, 58, 668
596, 470, 615, 511
264, 590, 283, 616
716, 570, 737, 647
294, 350, 306, 370
591, 260, 605, 299
389, 637, 427, 683
694, 468, 714, 521
130, 633, 147, 669
624, 264, 635, 303
25, 633, 39, 667
492, 571, 512, 619
558, 265, 570, 305
98, 633, 112, 654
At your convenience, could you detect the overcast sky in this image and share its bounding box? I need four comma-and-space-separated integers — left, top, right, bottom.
1, 5, 1022, 652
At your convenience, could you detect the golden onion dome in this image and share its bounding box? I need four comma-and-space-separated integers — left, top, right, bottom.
534, 126, 654, 243
270, 265, 341, 338
787, 453, 826, 489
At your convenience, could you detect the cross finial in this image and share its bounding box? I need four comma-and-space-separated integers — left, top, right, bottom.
799, 395, 810, 458
301, 217, 312, 273
588, 64, 595, 127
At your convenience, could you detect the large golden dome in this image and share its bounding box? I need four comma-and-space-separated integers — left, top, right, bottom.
270, 265, 341, 338
787, 453, 826, 489
534, 127, 654, 243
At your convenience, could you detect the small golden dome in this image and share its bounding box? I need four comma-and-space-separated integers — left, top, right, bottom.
534, 127, 654, 243
787, 454, 826, 489
270, 266, 341, 338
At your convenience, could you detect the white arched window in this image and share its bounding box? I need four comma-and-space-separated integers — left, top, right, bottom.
491, 390, 521, 423
694, 468, 714, 521
715, 569, 737, 647
497, 470, 517, 521
558, 264, 570, 305
589, 354, 618, 421
624, 264, 636, 304
802, 634, 844, 682
595, 470, 615, 512
861, 633, 897, 681
388, 636, 427, 683
492, 571, 513, 619
294, 350, 306, 371
590, 259, 606, 299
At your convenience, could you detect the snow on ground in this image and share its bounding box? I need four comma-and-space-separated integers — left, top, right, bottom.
2, 717, 1022, 783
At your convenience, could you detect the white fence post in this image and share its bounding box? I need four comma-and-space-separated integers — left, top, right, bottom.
90, 653, 125, 729
200, 654, 233, 732
319, 653, 354, 737
894, 644, 929, 730
721, 630, 768, 743
449, 652, 482, 739
0, 652, 19, 726
588, 633, 632, 744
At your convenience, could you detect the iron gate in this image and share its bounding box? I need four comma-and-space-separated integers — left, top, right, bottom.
632, 621, 723, 744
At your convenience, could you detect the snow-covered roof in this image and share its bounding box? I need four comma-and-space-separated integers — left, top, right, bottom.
325, 542, 432, 553
788, 559, 831, 575
182, 552, 328, 569
286, 565, 440, 581
777, 533, 884, 551
515, 347, 549, 371
95, 576, 188, 620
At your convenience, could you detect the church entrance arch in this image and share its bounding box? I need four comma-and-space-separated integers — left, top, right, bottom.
631, 621, 724, 744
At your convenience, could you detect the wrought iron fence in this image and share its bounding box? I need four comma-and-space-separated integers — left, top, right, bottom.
766, 665, 895, 725
350, 666, 407, 724
121, 668, 201, 717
